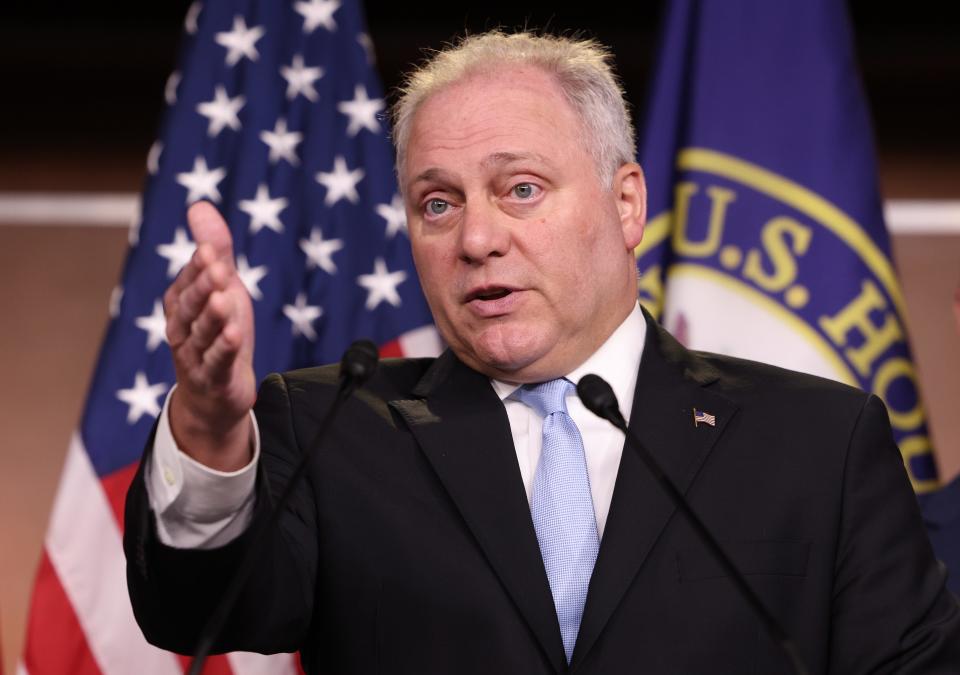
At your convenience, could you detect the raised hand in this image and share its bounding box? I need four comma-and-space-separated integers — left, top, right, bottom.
164, 201, 257, 471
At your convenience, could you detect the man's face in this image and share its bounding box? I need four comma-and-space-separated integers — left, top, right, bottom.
401, 66, 645, 383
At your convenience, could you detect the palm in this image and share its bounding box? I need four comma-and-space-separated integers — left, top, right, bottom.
165, 201, 259, 447
207, 268, 256, 417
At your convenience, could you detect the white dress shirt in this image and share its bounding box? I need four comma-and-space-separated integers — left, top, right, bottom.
148, 303, 646, 548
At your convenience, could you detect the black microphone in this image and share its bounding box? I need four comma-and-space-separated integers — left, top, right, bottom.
188, 340, 380, 675
340, 339, 379, 389
577, 373, 626, 428
576, 374, 810, 675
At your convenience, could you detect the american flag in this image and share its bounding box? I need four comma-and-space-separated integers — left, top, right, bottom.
20, 1, 438, 673
693, 409, 716, 428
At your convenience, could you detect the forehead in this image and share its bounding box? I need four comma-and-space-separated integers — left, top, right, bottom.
402, 66, 590, 186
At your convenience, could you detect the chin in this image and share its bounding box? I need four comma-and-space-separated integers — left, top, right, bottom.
465, 331, 555, 381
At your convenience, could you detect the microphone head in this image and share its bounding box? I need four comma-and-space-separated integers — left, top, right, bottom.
576, 373, 625, 428
340, 339, 379, 385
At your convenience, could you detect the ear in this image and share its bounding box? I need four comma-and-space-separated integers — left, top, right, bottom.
613, 162, 646, 250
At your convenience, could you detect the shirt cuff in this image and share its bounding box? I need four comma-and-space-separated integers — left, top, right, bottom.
145, 385, 260, 549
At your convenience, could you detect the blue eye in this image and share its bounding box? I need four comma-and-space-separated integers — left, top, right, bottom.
427, 198, 449, 215
512, 183, 537, 199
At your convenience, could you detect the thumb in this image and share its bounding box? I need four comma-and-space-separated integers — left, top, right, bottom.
187, 201, 235, 263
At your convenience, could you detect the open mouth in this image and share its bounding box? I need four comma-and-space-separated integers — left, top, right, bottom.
470, 288, 512, 302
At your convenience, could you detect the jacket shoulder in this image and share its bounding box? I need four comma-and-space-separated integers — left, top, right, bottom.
693, 348, 872, 415
647, 312, 869, 412
261, 356, 437, 400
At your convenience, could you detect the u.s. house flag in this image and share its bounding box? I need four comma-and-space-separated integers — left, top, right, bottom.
20, 1, 438, 673
634, 0, 938, 494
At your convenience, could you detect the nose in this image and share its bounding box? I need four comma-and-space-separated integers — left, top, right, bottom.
458, 200, 511, 264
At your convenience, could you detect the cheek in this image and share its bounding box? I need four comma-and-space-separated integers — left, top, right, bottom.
411, 240, 459, 310
536, 226, 592, 279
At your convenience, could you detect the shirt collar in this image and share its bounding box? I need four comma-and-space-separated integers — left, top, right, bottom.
490, 302, 647, 419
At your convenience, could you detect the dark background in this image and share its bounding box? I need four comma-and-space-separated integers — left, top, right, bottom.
2, 1, 958, 164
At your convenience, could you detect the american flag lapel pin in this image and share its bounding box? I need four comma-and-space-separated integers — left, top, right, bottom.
693, 408, 716, 428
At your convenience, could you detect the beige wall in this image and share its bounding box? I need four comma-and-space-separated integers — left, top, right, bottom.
0, 222, 958, 672
893, 235, 960, 479
0, 225, 129, 672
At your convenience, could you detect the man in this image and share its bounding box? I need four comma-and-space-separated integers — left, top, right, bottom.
125, 31, 960, 673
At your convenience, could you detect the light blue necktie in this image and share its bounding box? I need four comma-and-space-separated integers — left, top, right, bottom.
514, 378, 600, 663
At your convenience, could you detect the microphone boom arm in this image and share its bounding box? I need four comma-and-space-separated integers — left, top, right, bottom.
187, 340, 379, 675
576, 374, 809, 675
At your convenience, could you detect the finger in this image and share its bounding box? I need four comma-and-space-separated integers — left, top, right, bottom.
174, 288, 235, 385
169, 323, 203, 384
169, 261, 231, 345
200, 322, 244, 387
187, 201, 235, 264
188, 290, 231, 354
163, 244, 217, 323
167, 244, 217, 298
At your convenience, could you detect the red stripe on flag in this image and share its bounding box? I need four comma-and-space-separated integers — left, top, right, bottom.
378, 339, 403, 358
175, 654, 234, 675
22, 550, 102, 675
104, 465, 236, 675
100, 462, 140, 531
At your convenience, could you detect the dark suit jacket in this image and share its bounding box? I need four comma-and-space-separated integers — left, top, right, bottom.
125, 313, 960, 674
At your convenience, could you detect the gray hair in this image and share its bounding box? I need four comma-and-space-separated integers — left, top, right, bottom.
391, 30, 636, 189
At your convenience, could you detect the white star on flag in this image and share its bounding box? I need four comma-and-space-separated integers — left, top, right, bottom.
184, 2, 202, 35
176, 156, 227, 203
337, 85, 384, 137
147, 141, 163, 175
260, 118, 303, 166
281, 54, 324, 102
156, 228, 196, 277
215, 15, 265, 67
23, 4, 440, 674
236, 254, 268, 300
316, 155, 364, 205
283, 293, 323, 340
135, 300, 168, 351
239, 183, 288, 234
299, 227, 344, 274
116, 372, 169, 425
165, 71, 181, 106
196, 85, 245, 137
294, 0, 341, 33
376, 194, 407, 238
357, 257, 407, 310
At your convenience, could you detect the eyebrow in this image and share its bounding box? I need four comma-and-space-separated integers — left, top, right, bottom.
409, 151, 555, 189
481, 151, 554, 169
410, 167, 451, 187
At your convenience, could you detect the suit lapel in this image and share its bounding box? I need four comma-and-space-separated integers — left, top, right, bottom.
571, 315, 739, 669
388, 352, 567, 673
